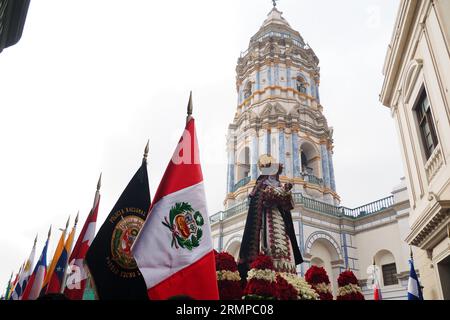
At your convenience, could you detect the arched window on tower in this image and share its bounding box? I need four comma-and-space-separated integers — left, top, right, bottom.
301, 150, 309, 173
300, 142, 319, 175
235, 147, 251, 191
296, 76, 307, 94
244, 82, 253, 99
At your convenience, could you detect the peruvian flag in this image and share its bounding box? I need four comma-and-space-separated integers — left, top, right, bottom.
132, 117, 219, 300
374, 283, 382, 300
63, 189, 100, 299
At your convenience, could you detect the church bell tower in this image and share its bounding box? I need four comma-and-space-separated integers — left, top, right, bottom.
225, 5, 339, 209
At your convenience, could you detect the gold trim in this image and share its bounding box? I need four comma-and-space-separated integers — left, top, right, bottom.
237, 86, 316, 109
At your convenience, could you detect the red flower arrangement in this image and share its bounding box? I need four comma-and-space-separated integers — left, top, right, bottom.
216, 252, 238, 272
215, 252, 243, 300
243, 254, 277, 300
305, 266, 333, 300
336, 270, 365, 300
275, 275, 298, 300
250, 254, 275, 270
337, 270, 359, 286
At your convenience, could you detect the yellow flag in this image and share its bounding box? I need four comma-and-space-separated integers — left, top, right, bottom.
64, 227, 76, 256
41, 229, 66, 292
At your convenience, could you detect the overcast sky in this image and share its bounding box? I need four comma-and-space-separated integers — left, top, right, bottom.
0, 0, 402, 287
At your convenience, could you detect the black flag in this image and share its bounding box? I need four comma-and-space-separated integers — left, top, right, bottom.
86, 161, 151, 300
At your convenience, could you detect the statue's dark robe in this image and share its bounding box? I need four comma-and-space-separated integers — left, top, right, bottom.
237, 176, 303, 280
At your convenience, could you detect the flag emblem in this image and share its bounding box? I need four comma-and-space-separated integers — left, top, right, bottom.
162, 202, 204, 250
111, 214, 145, 270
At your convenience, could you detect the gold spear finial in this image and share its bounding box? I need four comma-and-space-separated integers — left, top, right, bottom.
143, 139, 150, 163
34, 234, 38, 246
65, 216, 70, 230
410, 246, 414, 260
47, 225, 52, 239
186, 91, 193, 123
75, 211, 79, 227
97, 173, 102, 191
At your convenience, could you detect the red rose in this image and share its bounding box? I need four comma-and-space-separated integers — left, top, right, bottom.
275, 275, 298, 300
305, 266, 331, 284
244, 278, 276, 298
215, 252, 238, 272
337, 270, 359, 287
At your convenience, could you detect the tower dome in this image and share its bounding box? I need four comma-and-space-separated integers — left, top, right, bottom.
225, 6, 338, 208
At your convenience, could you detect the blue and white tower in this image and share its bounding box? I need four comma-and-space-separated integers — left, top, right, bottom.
225, 6, 339, 208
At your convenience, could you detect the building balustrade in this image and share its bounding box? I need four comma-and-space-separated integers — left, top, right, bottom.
232, 176, 251, 192
302, 173, 324, 187
210, 193, 395, 224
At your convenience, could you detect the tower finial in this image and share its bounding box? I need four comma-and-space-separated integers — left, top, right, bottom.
272, 0, 278, 7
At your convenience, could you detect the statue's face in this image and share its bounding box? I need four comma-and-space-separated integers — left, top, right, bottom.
260, 163, 280, 176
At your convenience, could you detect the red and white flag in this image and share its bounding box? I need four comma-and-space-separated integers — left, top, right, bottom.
64, 183, 100, 299
132, 118, 219, 300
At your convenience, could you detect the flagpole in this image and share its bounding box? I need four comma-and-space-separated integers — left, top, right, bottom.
60, 211, 79, 294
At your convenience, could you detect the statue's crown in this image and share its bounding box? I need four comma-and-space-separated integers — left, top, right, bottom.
258, 154, 276, 169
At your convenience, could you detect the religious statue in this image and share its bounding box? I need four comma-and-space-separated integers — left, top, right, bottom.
238, 155, 303, 279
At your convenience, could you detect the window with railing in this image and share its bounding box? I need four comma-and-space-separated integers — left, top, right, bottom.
415, 89, 438, 160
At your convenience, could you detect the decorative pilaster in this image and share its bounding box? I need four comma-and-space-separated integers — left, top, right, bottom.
267, 129, 271, 155
274, 65, 279, 86
292, 131, 300, 177
256, 69, 261, 91
227, 137, 235, 193
320, 144, 331, 188
286, 67, 291, 88
268, 65, 272, 86
328, 149, 336, 191
316, 82, 320, 102
251, 133, 259, 180
261, 130, 268, 155
279, 129, 286, 174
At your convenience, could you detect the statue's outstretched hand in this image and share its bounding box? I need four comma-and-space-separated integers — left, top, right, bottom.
284, 183, 293, 191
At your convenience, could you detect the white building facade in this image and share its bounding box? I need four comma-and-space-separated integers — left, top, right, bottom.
380, 0, 450, 300
211, 6, 414, 300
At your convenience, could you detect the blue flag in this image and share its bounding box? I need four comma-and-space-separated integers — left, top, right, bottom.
407, 259, 423, 300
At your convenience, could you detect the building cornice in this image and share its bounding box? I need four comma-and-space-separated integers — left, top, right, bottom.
380, 0, 420, 107
405, 200, 450, 248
